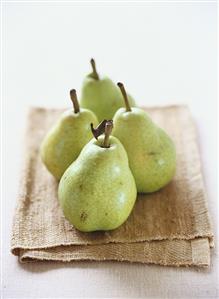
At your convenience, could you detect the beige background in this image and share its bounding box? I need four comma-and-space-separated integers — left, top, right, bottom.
2, 2, 218, 298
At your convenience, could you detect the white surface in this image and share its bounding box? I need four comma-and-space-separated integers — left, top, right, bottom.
2, 2, 218, 298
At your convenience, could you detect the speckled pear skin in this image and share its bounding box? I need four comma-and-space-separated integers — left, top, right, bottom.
58, 135, 137, 232
113, 107, 176, 193
40, 109, 98, 180
80, 76, 136, 121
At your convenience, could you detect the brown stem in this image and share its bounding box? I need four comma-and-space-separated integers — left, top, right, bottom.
91, 120, 107, 140
90, 58, 99, 80
70, 89, 80, 113
103, 120, 113, 148
117, 82, 131, 112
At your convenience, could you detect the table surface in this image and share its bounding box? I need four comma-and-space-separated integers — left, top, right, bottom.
2, 2, 218, 298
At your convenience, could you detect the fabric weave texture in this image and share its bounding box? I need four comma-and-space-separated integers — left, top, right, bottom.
11, 106, 214, 267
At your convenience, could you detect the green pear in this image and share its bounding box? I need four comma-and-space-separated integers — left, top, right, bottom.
80, 59, 136, 121
58, 120, 137, 232
113, 83, 176, 193
40, 89, 98, 180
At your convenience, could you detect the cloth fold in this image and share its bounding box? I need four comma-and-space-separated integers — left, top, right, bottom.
11, 105, 213, 266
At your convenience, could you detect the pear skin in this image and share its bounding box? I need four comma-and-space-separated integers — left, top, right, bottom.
40, 90, 98, 180
113, 83, 176, 193
58, 122, 137, 232
80, 59, 136, 121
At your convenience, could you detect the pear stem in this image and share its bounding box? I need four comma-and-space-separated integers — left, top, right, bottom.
91, 120, 107, 140
70, 89, 80, 114
90, 58, 99, 80
117, 82, 131, 112
103, 120, 113, 148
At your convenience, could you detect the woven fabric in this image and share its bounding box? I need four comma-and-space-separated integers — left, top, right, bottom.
11, 105, 213, 266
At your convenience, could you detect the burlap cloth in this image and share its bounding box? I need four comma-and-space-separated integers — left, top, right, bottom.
11, 105, 214, 266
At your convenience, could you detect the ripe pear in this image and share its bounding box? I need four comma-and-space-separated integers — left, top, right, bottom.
113, 83, 176, 193
80, 59, 136, 121
58, 120, 137, 232
40, 89, 98, 180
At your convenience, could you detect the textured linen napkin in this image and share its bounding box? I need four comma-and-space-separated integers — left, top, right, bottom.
11, 105, 214, 266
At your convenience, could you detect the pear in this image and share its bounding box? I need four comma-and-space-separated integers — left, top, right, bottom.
80, 59, 136, 121
58, 120, 137, 232
113, 83, 176, 193
40, 89, 98, 180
